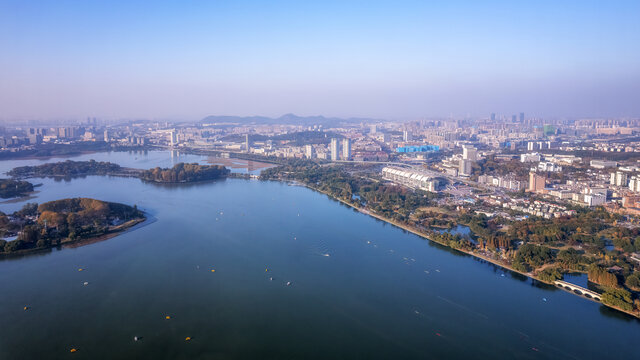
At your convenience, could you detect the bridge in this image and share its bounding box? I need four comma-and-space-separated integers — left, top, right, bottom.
554, 280, 601, 301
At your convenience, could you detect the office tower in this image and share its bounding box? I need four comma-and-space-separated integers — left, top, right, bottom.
511, 115, 517, 122
245, 134, 251, 152
519, 112, 524, 123
103, 130, 110, 142
370, 124, 377, 134
330, 138, 339, 161
342, 138, 351, 160
490, 113, 496, 121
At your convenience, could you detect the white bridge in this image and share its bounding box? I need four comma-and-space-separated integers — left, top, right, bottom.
554, 280, 601, 301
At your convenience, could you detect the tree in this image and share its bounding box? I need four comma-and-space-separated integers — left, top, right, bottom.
625, 273, 640, 292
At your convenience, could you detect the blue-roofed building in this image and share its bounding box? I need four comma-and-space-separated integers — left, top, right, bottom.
396, 145, 440, 153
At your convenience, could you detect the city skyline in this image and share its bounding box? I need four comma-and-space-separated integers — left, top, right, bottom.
1, 1, 639, 121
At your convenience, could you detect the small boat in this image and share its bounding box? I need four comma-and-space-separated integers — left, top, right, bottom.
83, 282, 89, 286
134, 336, 141, 342
322, 253, 330, 257
286, 281, 291, 286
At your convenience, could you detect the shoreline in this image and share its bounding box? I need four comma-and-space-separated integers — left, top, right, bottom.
292, 181, 640, 320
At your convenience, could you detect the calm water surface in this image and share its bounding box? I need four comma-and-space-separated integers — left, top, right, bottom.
0, 152, 639, 359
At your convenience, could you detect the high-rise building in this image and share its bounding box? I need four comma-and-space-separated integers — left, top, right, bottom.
490, 113, 496, 121
103, 130, 110, 142
170, 130, 177, 146
330, 138, 339, 161
305, 144, 314, 159
403, 130, 413, 142
528, 172, 546, 192
459, 159, 472, 176
370, 124, 377, 134
462, 145, 477, 161
610, 171, 628, 187
519, 112, 525, 123
511, 115, 517, 122
342, 138, 351, 160
245, 134, 251, 152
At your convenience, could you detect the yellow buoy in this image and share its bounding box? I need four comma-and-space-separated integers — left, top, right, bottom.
211, 269, 215, 272
165, 315, 171, 320
70, 348, 77, 353
78, 268, 83, 272
185, 337, 191, 341
265, 268, 268, 272
23, 306, 28, 311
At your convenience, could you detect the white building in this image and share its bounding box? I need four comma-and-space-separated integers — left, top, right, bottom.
305, 145, 314, 159
590, 160, 617, 169
610, 171, 628, 187
382, 167, 439, 193
584, 193, 606, 206
629, 176, 640, 192
538, 162, 562, 172
520, 153, 541, 163
459, 159, 472, 176
330, 138, 339, 161
462, 145, 478, 161
342, 138, 351, 160
170, 130, 178, 147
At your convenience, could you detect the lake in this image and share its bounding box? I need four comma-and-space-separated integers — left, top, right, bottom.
0, 151, 639, 359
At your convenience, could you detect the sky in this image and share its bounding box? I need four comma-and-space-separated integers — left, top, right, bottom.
1, 0, 639, 121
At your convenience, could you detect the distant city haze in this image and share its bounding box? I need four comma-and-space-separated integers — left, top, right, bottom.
1, 1, 639, 121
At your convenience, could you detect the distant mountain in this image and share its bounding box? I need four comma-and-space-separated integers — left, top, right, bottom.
199, 113, 380, 127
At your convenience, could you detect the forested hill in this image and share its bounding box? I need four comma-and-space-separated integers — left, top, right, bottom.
139, 163, 229, 183
8, 160, 122, 178
0, 179, 34, 198
0, 198, 145, 254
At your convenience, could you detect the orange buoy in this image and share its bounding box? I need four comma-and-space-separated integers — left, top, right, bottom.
23, 306, 29, 311
165, 315, 171, 320
70, 348, 77, 353
185, 337, 191, 341
211, 269, 215, 272
78, 268, 83, 272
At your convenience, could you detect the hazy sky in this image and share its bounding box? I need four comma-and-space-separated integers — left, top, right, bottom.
1, 0, 639, 121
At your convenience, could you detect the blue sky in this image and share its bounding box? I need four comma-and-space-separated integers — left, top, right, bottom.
1, 0, 639, 121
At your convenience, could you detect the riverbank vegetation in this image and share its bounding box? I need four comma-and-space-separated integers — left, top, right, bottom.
261, 159, 640, 317
140, 163, 229, 183
0, 179, 34, 198
0, 198, 144, 255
